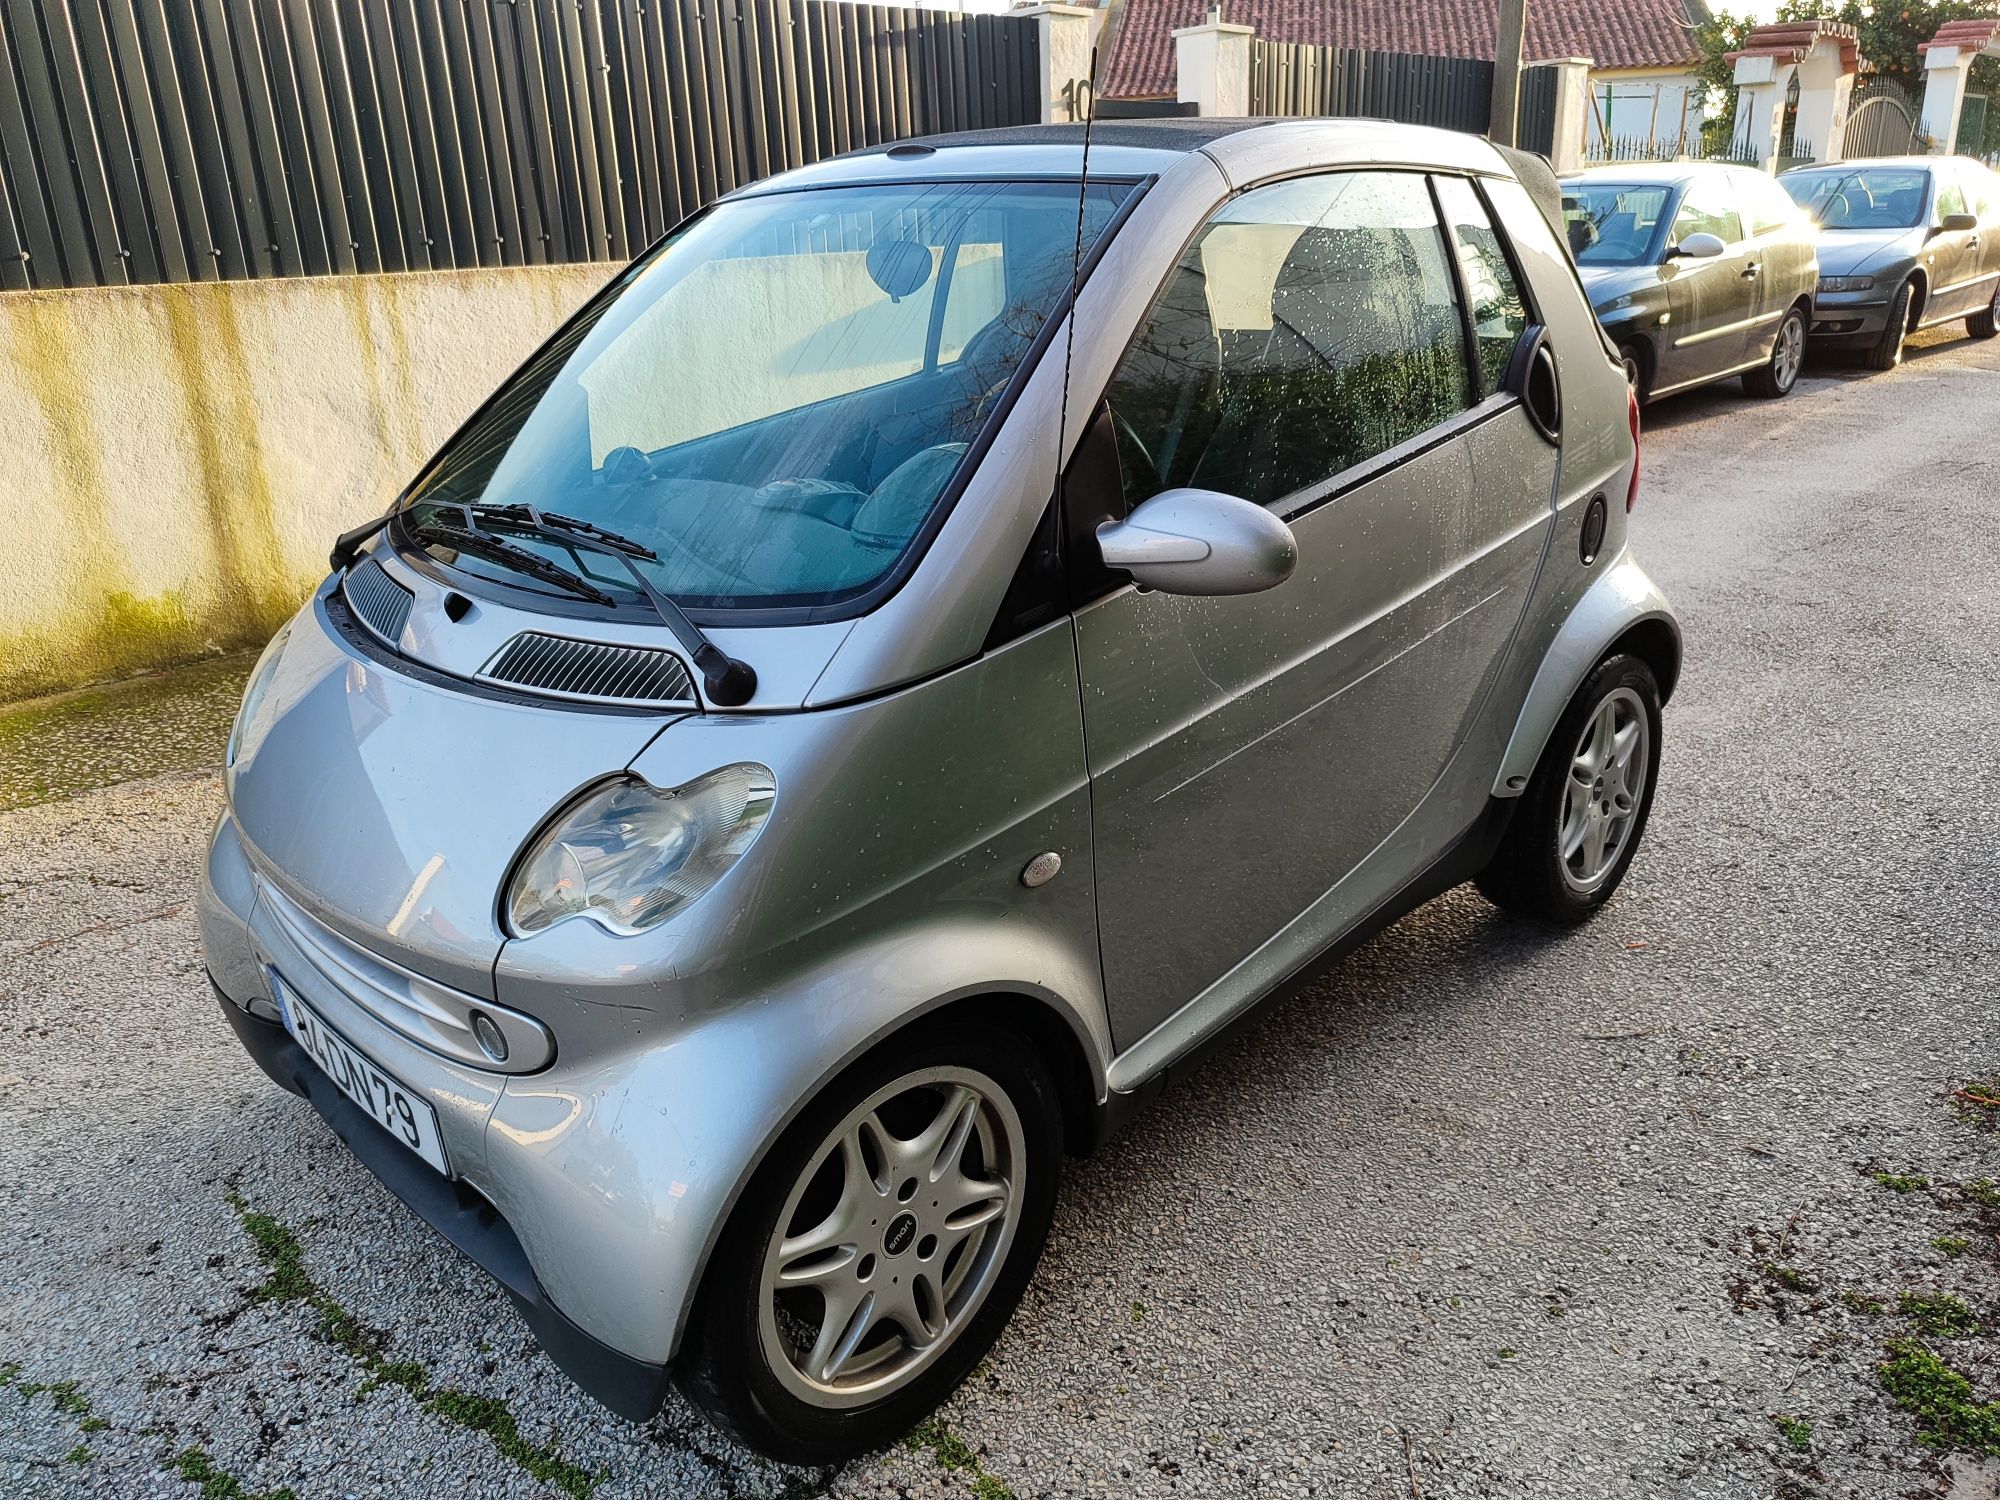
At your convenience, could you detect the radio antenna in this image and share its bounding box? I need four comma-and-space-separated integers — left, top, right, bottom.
1055, 40, 1103, 475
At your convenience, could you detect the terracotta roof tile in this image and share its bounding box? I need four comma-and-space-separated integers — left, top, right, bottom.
1101, 0, 1710, 100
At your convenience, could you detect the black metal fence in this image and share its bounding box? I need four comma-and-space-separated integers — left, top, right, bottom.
0, 0, 1040, 292
1246, 42, 1563, 158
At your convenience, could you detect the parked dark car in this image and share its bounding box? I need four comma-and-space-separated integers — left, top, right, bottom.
1559, 163, 1819, 403
1782, 156, 2000, 369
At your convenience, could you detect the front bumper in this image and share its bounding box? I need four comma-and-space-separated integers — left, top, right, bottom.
1809, 289, 1895, 343
213, 983, 673, 1419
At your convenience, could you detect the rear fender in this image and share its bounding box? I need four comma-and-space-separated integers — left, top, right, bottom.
1492, 552, 1680, 797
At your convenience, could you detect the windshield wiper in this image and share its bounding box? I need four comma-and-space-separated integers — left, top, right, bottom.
457, 501, 758, 708
404, 515, 616, 605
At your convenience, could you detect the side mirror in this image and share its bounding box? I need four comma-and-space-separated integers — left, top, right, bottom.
1096, 488, 1298, 597
1670, 232, 1727, 260
1939, 211, 1980, 234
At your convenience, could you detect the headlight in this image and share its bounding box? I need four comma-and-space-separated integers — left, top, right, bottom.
506, 764, 775, 937
226, 625, 291, 768
1818, 275, 1874, 294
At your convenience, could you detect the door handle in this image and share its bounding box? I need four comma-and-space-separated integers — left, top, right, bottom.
1740, 263, 1760, 279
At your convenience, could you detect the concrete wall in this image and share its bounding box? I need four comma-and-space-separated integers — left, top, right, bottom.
0, 265, 610, 702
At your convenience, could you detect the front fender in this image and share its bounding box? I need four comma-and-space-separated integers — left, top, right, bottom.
484, 908, 1109, 1369
1492, 551, 1680, 797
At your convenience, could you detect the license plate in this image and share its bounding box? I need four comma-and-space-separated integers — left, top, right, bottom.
274, 977, 451, 1176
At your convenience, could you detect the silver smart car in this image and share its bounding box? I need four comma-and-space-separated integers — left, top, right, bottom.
203, 119, 1680, 1462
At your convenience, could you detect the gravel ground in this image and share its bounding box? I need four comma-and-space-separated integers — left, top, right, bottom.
3, 325, 1998, 1500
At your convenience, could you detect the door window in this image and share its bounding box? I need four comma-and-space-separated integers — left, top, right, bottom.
1102, 171, 1472, 512
1936, 168, 1970, 222
1738, 171, 1803, 236
1434, 175, 1531, 396
1671, 183, 1743, 247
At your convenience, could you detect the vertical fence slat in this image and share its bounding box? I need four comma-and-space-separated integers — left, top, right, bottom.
39, 1, 130, 283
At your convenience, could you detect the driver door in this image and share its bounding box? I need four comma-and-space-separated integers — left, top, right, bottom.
1072, 171, 1556, 1053
1657, 179, 1756, 389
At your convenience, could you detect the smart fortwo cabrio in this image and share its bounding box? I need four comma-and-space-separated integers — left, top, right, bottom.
203, 119, 1681, 1463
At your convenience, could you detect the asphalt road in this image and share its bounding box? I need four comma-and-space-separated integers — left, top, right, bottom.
4, 325, 1999, 1500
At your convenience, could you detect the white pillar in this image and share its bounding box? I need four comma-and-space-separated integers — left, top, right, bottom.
1732, 54, 1797, 170
1022, 5, 1099, 123
1921, 45, 1975, 153
1173, 18, 1253, 117
1540, 57, 1593, 173
1787, 39, 1855, 162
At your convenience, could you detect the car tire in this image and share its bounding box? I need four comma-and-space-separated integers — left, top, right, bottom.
1969, 280, 2000, 340
1743, 305, 1806, 399
1619, 340, 1651, 403
1476, 653, 1663, 926
1863, 279, 1915, 370
676, 1017, 1062, 1465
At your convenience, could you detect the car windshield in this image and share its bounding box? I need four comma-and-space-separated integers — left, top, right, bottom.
1559, 182, 1672, 266
1783, 167, 1929, 229
398, 178, 1132, 612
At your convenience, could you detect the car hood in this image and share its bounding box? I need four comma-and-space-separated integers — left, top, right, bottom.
1816, 227, 1920, 278
226, 584, 681, 997
1578, 263, 1661, 308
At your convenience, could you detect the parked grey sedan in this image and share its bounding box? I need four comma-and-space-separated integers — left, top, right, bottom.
203, 119, 1680, 1462
1783, 155, 2000, 369
1560, 162, 1819, 403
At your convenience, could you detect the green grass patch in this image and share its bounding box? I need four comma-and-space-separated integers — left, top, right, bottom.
1874, 1172, 1930, 1194
1773, 1415, 1813, 1452
1966, 1180, 2000, 1211
1842, 1289, 1888, 1315
169, 1447, 299, 1500
1763, 1263, 1813, 1293
1936, 1236, 1972, 1258
226, 1195, 598, 1497
65, 1444, 91, 1465
905, 1418, 1016, 1499
1900, 1291, 1981, 1338
1879, 1340, 2000, 1454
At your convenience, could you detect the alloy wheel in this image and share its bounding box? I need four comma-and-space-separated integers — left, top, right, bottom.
757, 1066, 1025, 1408
1772, 313, 1804, 390
1558, 686, 1650, 893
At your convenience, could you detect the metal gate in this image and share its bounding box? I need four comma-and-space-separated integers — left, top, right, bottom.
1844, 76, 1923, 158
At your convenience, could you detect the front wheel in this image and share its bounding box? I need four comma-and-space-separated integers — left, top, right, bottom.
1477, 653, 1663, 924
1969, 280, 1999, 340
1864, 280, 1915, 370
676, 1019, 1062, 1465
1744, 305, 1806, 399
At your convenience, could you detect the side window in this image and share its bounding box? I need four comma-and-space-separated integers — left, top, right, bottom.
937, 235, 1005, 365
1102, 171, 1471, 512
1936, 167, 1969, 221
1671, 183, 1743, 246
1434, 175, 1530, 396
1741, 172, 1800, 236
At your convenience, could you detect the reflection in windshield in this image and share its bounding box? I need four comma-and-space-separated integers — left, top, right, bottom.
1783, 168, 1929, 229
1559, 183, 1671, 266
400, 179, 1131, 612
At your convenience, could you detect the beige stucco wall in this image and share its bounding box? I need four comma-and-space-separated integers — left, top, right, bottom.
0, 264, 612, 702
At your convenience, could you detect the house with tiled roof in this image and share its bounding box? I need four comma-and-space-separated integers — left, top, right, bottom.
1098, 0, 1718, 152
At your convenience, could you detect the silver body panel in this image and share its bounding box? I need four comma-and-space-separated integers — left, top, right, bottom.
203, 121, 1678, 1379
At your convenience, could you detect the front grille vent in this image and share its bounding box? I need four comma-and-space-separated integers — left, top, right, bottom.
342, 558, 413, 647
479, 632, 697, 708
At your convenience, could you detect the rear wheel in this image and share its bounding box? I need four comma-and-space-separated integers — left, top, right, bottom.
1864, 279, 1915, 370
677, 1019, 1061, 1465
1744, 305, 1806, 398
1969, 280, 2000, 340
1477, 653, 1663, 925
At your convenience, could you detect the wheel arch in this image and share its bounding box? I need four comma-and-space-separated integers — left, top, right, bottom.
1492, 554, 1681, 798
1907, 268, 1929, 327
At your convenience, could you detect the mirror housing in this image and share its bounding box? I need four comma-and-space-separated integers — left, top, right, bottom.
1938, 211, 1980, 234
1670, 232, 1727, 261
1097, 488, 1298, 597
